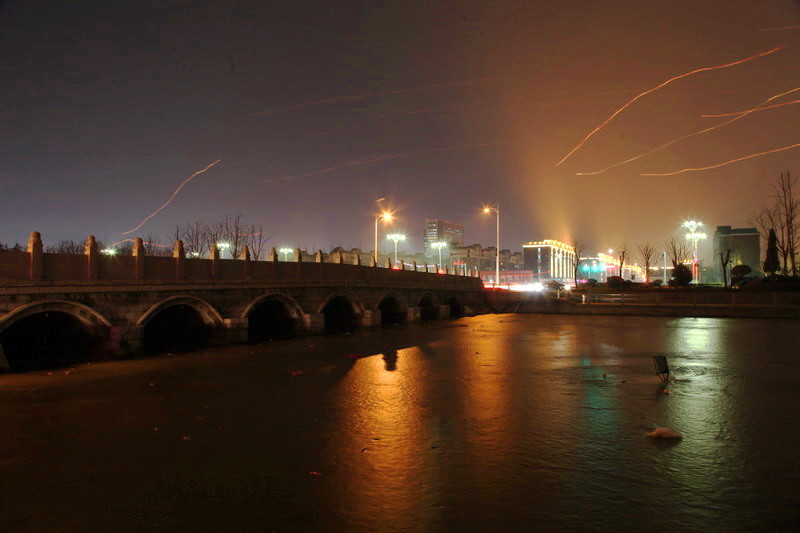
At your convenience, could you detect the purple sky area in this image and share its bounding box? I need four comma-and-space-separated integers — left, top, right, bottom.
1, 1, 799, 262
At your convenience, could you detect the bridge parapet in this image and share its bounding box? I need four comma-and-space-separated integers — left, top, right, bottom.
0, 236, 481, 290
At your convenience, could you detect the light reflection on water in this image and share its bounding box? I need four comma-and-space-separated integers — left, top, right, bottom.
322, 315, 800, 530
1, 314, 799, 530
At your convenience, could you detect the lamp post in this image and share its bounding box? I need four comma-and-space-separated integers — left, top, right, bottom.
279, 247, 293, 261
374, 211, 393, 264
431, 241, 447, 271
483, 205, 500, 286
217, 242, 231, 259
682, 220, 707, 283
386, 233, 406, 267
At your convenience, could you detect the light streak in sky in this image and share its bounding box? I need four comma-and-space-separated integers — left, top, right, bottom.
109, 238, 171, 249
640, 142, 800, 176
121, 160, 221, 235
760, 25, 800, 32
555, 46, 785, 167
261, 141, 511, 184
260, 154, 407, 183
577, 86, 800, 176
701, 98, 800, 118
251, 77, 501, 116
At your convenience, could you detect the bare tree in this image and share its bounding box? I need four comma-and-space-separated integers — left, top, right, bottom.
143, 233, 170, 256
569, 238, 584, 288
182, 221, 209, 257
666, 237, 691, 269
637, 243, 657, 284
774, 171, 799, 276
720, 248, 732, 288
751, 205, 788, 274
204, 221, 225, 255
45, 240, 84, 254
247, 224, 267, 260
222, 213, 248, 259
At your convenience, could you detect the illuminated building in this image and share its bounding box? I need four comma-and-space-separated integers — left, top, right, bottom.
522, 240, 576, 282
424, 219, 464, 255
450, 244, 523, 279
713, 226, 760, 281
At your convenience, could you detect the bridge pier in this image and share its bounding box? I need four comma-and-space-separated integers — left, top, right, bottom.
360, 309, 381, 327
0, 344, 9, 371
223, 318, 248, 343
406, 306, 420, 322
108, 325, 143, 356
439, 304, 450, 318
303, 313, 325, 333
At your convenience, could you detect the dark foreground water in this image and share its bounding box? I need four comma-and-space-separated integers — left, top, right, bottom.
1, 314, 799, 531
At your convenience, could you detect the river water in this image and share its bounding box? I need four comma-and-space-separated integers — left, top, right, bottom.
1, 314, 799, 531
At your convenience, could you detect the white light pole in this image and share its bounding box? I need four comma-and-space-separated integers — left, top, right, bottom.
279, 247, 293, 261
663, 250, 668, 285
374, 211, 393, 264
431, 241, 447, 271
386, 233, 406, 267
483, 205, 500, 286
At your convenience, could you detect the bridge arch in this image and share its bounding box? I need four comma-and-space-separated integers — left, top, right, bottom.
416, 292, 441, 320
446, 295, 466, 318
242, 293, 303, 341
375, 291, 409, 325
317, 289, 364, 332
0, 300, 110, 372
138, 296, 223, 354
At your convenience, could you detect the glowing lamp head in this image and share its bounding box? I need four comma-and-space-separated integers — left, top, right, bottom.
381, 211, 393, 222
483, 207, 490, 213
101, 248, 116, 256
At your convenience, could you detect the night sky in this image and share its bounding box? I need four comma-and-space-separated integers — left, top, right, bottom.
2, 1, 799, 262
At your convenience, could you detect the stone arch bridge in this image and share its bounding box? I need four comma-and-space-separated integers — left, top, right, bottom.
0, 234, 490, 372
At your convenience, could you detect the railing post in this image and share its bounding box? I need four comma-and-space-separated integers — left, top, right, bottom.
85, 235, 99, 280
209, 243, 220, 279
133, 237, 145, 280
27, 231, 43, 280
241, 245, 251, 279
174, 239, 186, 280
269, 247, 278, 276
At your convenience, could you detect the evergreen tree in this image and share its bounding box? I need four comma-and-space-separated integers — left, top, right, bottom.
763, 228, 780, 276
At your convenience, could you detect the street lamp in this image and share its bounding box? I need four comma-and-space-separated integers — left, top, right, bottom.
483, 205, 500, 287
279, 247, 293, 261
386, 233, 406, 267
431, 241, 447, 271
217, 241, 231, 259
682, 220, 706, 282
374, 211, 393, 264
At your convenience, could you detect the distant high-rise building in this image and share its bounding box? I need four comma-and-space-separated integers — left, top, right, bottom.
424, 219, 464, 253
713, 226, 761, 280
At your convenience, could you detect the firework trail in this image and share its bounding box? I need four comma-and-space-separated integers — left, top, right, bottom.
640, 141, 800, 176
260, 141, 512, 184
251, 77, 500, 116
109, 238, 171, 249
121, 160, 221, 235
577, 86, 800, 176
261, 154, 407, 183
760, 25, 800, 32
702, 98, 800, 117
555, 46, 785, 167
